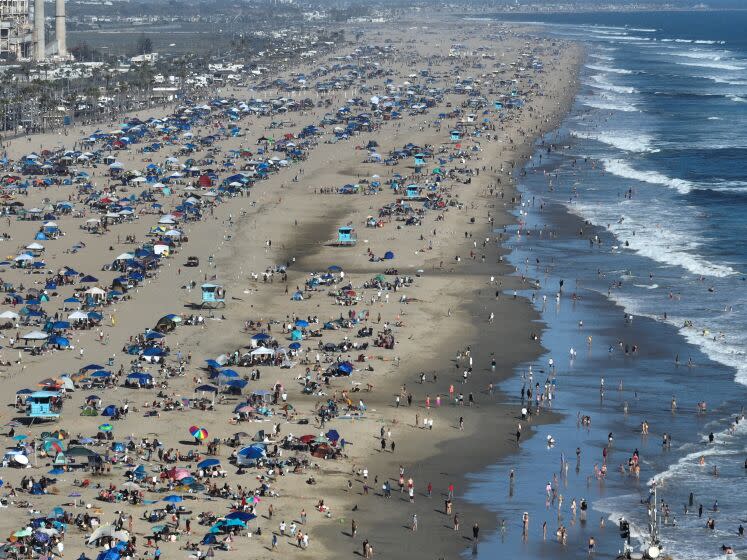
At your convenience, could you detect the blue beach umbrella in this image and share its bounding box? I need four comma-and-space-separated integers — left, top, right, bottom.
197, 458, 220, 469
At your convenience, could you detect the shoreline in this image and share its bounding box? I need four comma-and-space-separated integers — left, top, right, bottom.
466, 14, 747, 559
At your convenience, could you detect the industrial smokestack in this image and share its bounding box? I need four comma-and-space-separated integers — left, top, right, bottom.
55, 0, 66, 57
33, 0, 44, 61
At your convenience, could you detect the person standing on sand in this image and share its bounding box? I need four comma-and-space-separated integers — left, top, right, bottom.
351, 519, 357, 538
473, 522, 479, 541
411, 513, 418, 531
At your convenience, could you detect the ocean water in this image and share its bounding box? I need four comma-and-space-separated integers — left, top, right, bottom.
465, 11, 747, 560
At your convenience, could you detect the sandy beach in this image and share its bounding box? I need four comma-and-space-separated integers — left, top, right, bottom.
0, 16, 582, 560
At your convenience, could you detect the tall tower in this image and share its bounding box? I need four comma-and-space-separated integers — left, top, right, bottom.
55, 0, 65, 57
32, 0, 44, 61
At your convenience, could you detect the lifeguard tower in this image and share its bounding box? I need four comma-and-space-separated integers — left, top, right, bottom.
26, 391, 62, 420
336, 226, 357, 247
413, 153, 426, 172
201, 283, 226, 308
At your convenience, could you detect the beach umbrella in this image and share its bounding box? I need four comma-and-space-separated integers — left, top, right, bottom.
197, 458, 220, 469
234, 404, 255, 414
294, 319, 309, 328
226, 379, 247, 389
49, 335, 70, 347
98, 423, 113, 432
165, 467, 190, 480
225, 511, 256, 522
251, 333, 271, 341
338, 362, 354, 374
88, 525, 130, 544
42, 439, 64, 454
325, 429, 340, 442
65, 447, 95, 459
238, 445, 265, 459
34, 531, 50, 543
14, 528, 32, 538
327, 265, 342, 272
189, 426, 208, 440
12, 454, 29, 465
195, 384, 218, 393
162, 495, 183, 503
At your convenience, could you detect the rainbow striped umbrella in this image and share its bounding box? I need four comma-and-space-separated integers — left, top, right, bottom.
189, 426, 208, 441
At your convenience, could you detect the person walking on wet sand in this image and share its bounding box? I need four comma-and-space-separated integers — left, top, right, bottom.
411, 513, 418, 531
351, 519, 357, 538
473, 522, 480, 541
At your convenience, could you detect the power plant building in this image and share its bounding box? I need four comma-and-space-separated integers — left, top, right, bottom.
1, 0, 68, 61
